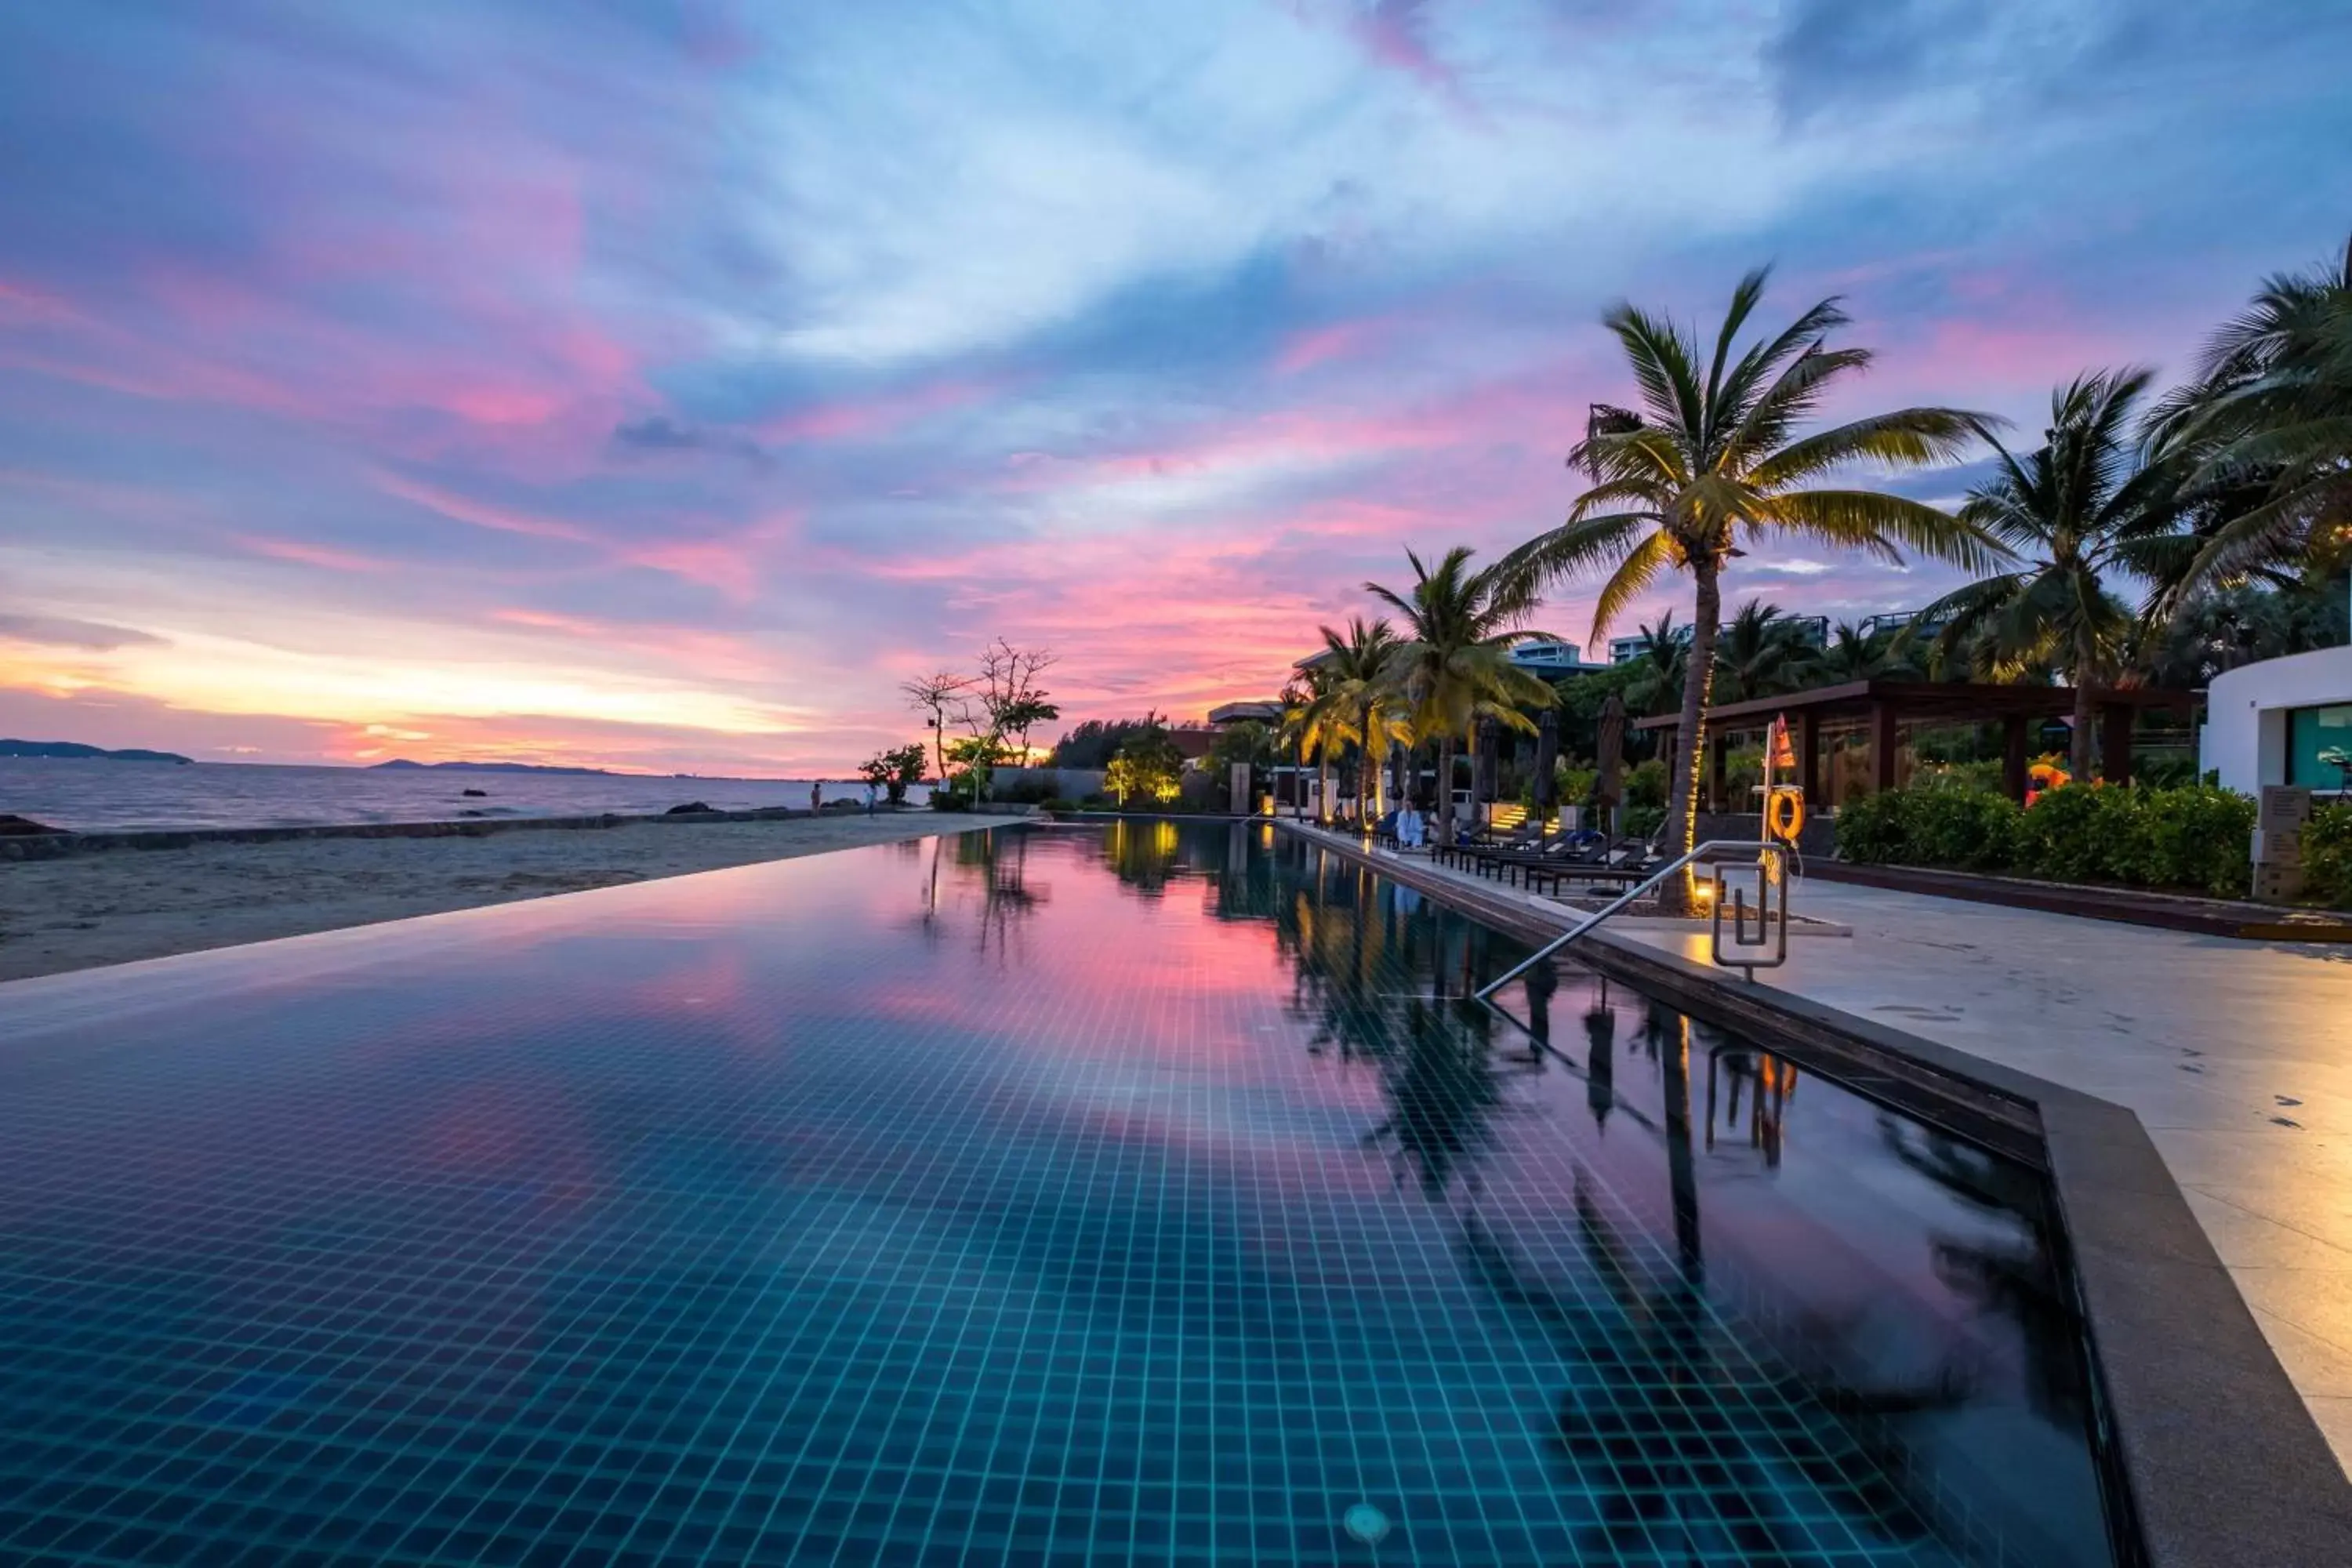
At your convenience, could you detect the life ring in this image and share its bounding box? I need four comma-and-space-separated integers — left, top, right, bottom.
1764, 786, 1806, 842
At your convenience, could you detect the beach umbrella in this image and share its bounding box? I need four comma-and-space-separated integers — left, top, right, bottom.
1594, 691, 1626, 829
1533, 708, 1560, 833
1472, 717, 1498, 805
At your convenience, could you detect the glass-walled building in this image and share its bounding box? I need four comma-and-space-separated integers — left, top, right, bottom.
2203, 646, 2352, 797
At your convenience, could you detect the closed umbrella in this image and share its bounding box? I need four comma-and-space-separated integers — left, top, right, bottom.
1593, 691, 1626, 837
1532, 707, 1560, 839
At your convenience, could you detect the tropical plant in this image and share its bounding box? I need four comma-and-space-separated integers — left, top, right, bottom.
2139, 579, 2347, 687
1204, 720, 1276, 774
1051, 714, 1170, 769
1104, 728, 1183, 807
1712, 599, 1817, 702
1619, 613, 1689, 716
2148, 231, 2352, 605
1808, 619, 1918, 684
1363, 546, 1555, 845
1498, 269, 1995, 906
1907, 369, 2183, 780
1285, 666, 1352, 824
1308, 616, 1409, 824
858, 742, 929, 804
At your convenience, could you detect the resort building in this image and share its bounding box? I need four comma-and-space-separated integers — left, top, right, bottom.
2200, 644, 2352, 796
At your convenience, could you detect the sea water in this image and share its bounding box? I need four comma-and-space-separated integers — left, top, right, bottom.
0, 757, 915, 833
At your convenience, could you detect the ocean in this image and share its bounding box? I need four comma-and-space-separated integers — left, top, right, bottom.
0, 759, 918, 833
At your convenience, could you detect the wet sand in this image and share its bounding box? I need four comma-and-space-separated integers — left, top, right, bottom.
0, 811, 982, 983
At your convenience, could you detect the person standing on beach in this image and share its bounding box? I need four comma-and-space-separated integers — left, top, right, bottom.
810, 780, 822, 815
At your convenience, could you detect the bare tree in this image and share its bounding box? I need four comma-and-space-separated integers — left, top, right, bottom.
901, 671, 974, 786
974, 639, 1060, 762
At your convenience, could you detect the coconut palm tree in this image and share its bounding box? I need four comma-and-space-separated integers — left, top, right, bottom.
1288, 665, 1353, 825
1621, 613, 1689, 716
1364, 546, 1555, 845
1308, 617, 1409, 825
2149, 231, 2352, 606
1906, 368, 2183, 780
1812, 621, 1888, 684
1712, 600, 1816, 702
1498, 269, 1998, 907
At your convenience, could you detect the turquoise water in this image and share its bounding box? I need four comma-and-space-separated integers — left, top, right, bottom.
0, 821, 2117, 1564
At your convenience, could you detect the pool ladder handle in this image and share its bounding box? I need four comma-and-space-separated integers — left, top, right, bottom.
1472, 839, 1793, 1002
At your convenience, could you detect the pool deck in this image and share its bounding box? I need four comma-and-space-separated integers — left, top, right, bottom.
1606, 877, 2352, 1477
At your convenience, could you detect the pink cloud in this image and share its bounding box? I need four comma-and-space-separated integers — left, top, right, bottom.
370, 470, 595, 543
757, 379, 989, 445
229, 533, 401, 573
1274, 320, 1381, 375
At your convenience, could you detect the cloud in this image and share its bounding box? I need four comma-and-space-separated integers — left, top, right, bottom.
609, 415, 770, 466
0, 0, 2347, 769
0, 613, 168, 651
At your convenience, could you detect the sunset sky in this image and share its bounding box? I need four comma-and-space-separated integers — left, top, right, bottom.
3, 2, 2349, 775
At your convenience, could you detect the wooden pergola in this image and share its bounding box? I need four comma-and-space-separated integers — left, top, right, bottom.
1635, 680, 2201, 804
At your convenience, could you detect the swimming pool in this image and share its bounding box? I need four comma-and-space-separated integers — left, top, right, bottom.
0, 820, 2120, 1565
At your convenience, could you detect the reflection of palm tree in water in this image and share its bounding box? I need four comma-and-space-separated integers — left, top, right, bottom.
1880, 1116, 2088, 1427
1461, 1175, 1972, 1564
1361, 997, 1505, 1197
1455, 1002, 1972, 1563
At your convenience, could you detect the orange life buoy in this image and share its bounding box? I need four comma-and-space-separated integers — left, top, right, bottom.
1765, 786, 1805, 842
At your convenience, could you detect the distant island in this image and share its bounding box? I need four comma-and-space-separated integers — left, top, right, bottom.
368, 759, 617, 776
1, 739, 192, 764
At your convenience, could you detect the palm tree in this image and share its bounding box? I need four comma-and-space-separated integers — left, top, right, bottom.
1498, 269, 1996, 908
1621, 613, 1689, 716
1713, 599, 1815, 702
1907, 369, 2183, 780
1309, 617, 1409, 825
1289, 666, 1352, 825
2150, 231, 2352, 608
1813, 620, 1887, 684
1364, 546, 1555, 845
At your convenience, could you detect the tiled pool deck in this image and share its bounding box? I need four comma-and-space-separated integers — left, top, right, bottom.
1338, 832, 2352, 1475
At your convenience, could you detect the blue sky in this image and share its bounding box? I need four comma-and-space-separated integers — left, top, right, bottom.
2, 0, 2348, 770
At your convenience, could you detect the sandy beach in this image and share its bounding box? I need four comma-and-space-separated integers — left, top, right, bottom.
0, 811, 986, 984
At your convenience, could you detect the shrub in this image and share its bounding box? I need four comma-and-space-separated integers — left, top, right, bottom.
1038, 797, 1078, 815
1623, 757, 1669, 811
1901, 780, 2021, 870
2305, 802, 2352, 909
1831, 789, 1909, 864
2010, 783, 2137, 884
1841, 777, 2268, 898
2125, 784, 2256, 898
1619, 804, 1666, 840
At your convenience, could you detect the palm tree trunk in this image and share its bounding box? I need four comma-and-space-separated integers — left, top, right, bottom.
1359, 704, 1375, 825
1317, 750, 1332, 825
1663, 561, 1722, 916
2070, 644, 2096, 782
1436, 734, 1457, 845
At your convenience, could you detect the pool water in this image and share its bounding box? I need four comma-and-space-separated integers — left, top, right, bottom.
0, 821, 2119, 1566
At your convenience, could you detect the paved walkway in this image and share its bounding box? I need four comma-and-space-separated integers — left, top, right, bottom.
1608, 878, 2352, 1474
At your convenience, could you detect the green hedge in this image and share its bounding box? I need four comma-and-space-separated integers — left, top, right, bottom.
1836, 780, 2263, 899
2307, 802, 2352, 906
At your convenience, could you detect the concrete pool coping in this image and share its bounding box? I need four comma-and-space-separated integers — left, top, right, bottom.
1272, 820, 2352, 1568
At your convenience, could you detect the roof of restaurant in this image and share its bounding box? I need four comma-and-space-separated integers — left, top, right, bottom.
1632, 679, 2201, 731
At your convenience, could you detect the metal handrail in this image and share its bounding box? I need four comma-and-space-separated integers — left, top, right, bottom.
1472, 839, 1787, 1001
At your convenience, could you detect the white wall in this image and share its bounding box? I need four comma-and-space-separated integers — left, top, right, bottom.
2200, 645, 2352, 793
